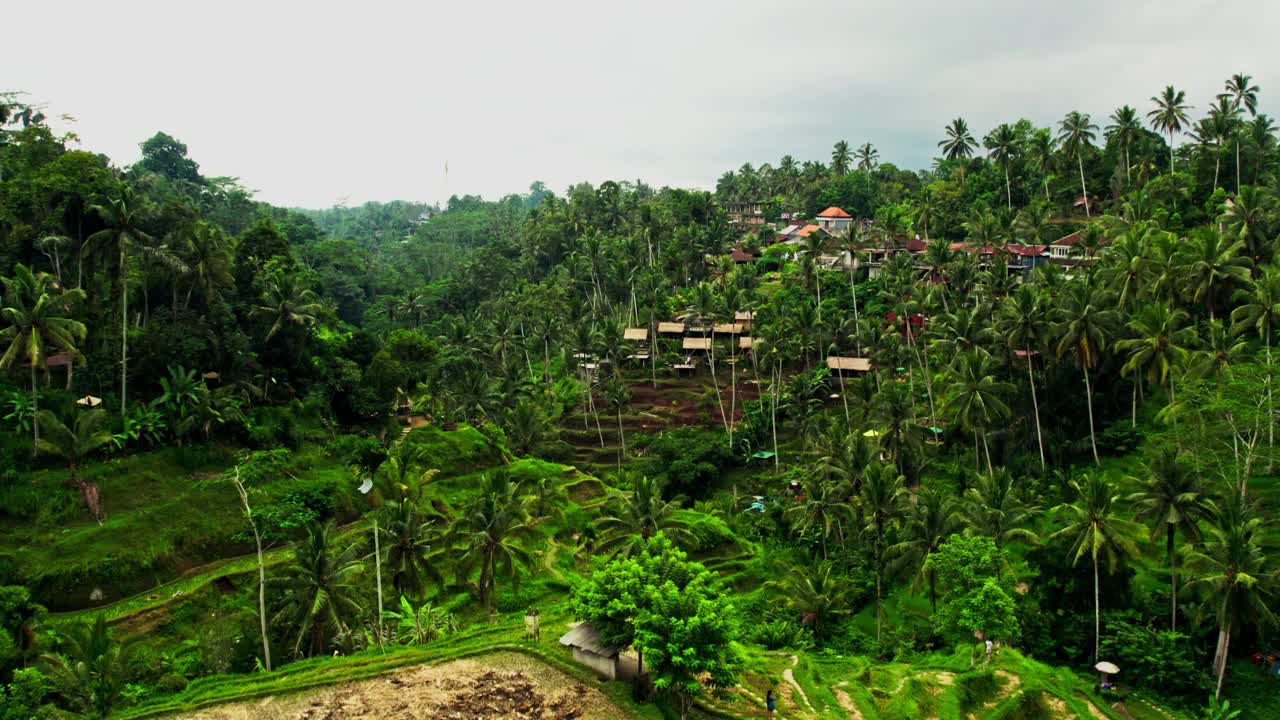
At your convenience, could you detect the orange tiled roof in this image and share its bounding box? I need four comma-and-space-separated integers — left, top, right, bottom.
817, 206, 852, 218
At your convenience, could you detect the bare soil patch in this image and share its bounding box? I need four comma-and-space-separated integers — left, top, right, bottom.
172, 652, 625, 720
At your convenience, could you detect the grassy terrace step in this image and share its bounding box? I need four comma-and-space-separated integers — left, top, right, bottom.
116, 613, 659, 720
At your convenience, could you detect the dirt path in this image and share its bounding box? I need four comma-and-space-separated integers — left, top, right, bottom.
171, 652, 624, 720
781, 655, 815, 716
832, 681, 863, 720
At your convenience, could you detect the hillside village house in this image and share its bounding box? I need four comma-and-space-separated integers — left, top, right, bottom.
723, 201, 766, 229
814, 206, 853, 235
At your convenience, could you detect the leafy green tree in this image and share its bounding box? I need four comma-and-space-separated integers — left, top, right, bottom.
136, 131, 202, 184
768, 561, 857, 648
1231, 267, 1280, 463
962, 470, 1039, 574
928, 535, 1019, 648
1128, 449, 1214, 633
1050, 473, 1141, 661
43, 616, 138, 720
1, 264, 86, 449
34, 409, 112, 522
269, 521, 364, 658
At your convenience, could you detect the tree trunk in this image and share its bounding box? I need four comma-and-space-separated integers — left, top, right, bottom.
1084, 367, 1100, 465
233, 472, 272, 672
982, 431, 994, 475
1027, 358, 1045, 470
1167, 525, 1177, 633
1092, 551, 1101, 662
1235, 139, 1241, 193
1004, 165, 1012, 211
30, 362, 38, 456
1215, 623, 1231, 699
1213, 150, 1221, 190
771, 363, 780, 470
1078, 155, 1090, 217
1268, 335, 1274, 473
374, 517, 384, 648
929, 569, 937, 615
121, 249, 129, 417
616, 408, 625, 470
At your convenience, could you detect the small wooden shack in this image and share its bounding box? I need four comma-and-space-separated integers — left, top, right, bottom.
712, 323, 744, 336
826, 356, 872, 376
735, 311, 754, 330
739, 336, 758, 350
559, 621, 623, 680
623, 327, 649, 342
683, 337, 713, 353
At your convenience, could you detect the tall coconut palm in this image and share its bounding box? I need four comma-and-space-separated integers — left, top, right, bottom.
452, 471, 539, 620
1106, 105, 1143, 185
1232, 268, 1280, 466
1180, 228, 1252, 321
1054, 276, 1118, 465
1199, 96, 1241, 190
940, 118, 978, 183
34, 409, 112, 523
597, 474, 694, 555
1050, 473, 1140, 662
984, 123, 1020, 210
831, 140, 852, 175
378, 499, 444, 598
1026, 128, 1057, 202
889, 487, 961, 614
997, 284, 1048, 469
1246, 115, 1277, 184
270, 521, 364, 658
1058, 111, 1099, 216
1187, 501, 1277, 698
963, 469, 1040, 570
1, 264, 87, 450
1148, 85, 1193, 173
1114, 303, 1196, 411
1221, 185, 1274, 267
860, 463, 905, 643
88, 186, 152, 417
1222, 73, 1260, 191
787, 476, 854, 562
1128, 449, 1214, 632
943, 350, 1012, 475
855, 142, 879, 171
179, 221, 232, 308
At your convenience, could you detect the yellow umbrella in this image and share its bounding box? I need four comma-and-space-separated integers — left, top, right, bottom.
75, 395, 102, 408
862, 429, 882, 438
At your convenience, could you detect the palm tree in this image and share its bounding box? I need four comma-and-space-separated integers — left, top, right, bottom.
251, 272, 324, 394
604, 379, 631, 468
1223, 74, 1260, 191
855, 142, 879, 171
1058, 111, 1099, 216
270, 521, 364, 658
1128, 449, 1214, 632
939, 118, 977, 183
1050, 473, 1140, 662
1148, 85, 1193, 172
768, 562, 855, 648
597, 474, 693, 555
984, 123, 1020, 210
860, 463, 905, 643
997, 285, 1048, 469
179, 221, 232, 308
943, 350, 1012, 474
963, 470, 1040, 570
88, 186, 152, 417
1220, 185, 1274, 267
1197, 97, 1240, 190
1187, 501, 1277, 698
831, 140, 852, 175
378, 499, 443, 598
35, 409, 112, 523
44, 616, 138, 719
1181, 228, 1252, 322
1107, 105, 1143, 185
1231, 268, 1280, 465
452, 471, 539, 619
1246, 115, 1277, 184
1114, 303, 1196, 411
889, 487, 961, 614
1, 264, 87, 450
1054, 276, 1118, 465
1026, 128, 1057, 202
787, 476, 854, 562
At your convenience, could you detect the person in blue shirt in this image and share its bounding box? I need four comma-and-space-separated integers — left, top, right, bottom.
767, 689, 776, 713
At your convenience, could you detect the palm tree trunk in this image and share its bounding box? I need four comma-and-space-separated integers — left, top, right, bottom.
708, 341, 729, 440
1078, 155, 1090, 217
374, 518, 384, 648
982, 431, 994, 475
1268, 335, 1274, 473
1235, 140, 1242, 192
771, 362, 781, 469
1169, 131, 1176, 173
1167, 525, 1177, 633
1084, 367, 1100, 465
1131, 381, 1138, 427
1215, 622, 1231, 699
1093, 551, 1101, 662
616, 407, 625, 470
848, 255, 862, 355
729, 330, 738, 447
1213, 150, 1221, 190
1004, 165, 1012, 210
120, 250, 129, 417
928, 569, 937, 615
30, 363, 39, 455
1027, 359, 1045, 470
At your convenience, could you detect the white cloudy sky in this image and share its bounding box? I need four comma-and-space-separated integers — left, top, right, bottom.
9, 0, 1278, 208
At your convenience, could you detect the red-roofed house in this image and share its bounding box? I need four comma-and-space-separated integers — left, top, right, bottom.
815, 206, 854, 236
730, 247, 755, 263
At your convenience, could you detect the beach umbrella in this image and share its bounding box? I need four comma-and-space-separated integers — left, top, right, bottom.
863, 429, 882, 438
358, 477, 373, 495
1094, 661, 1119, 674
75, 395, 102, 408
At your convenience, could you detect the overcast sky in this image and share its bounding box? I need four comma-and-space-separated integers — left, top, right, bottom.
9, 0, 1278, 209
